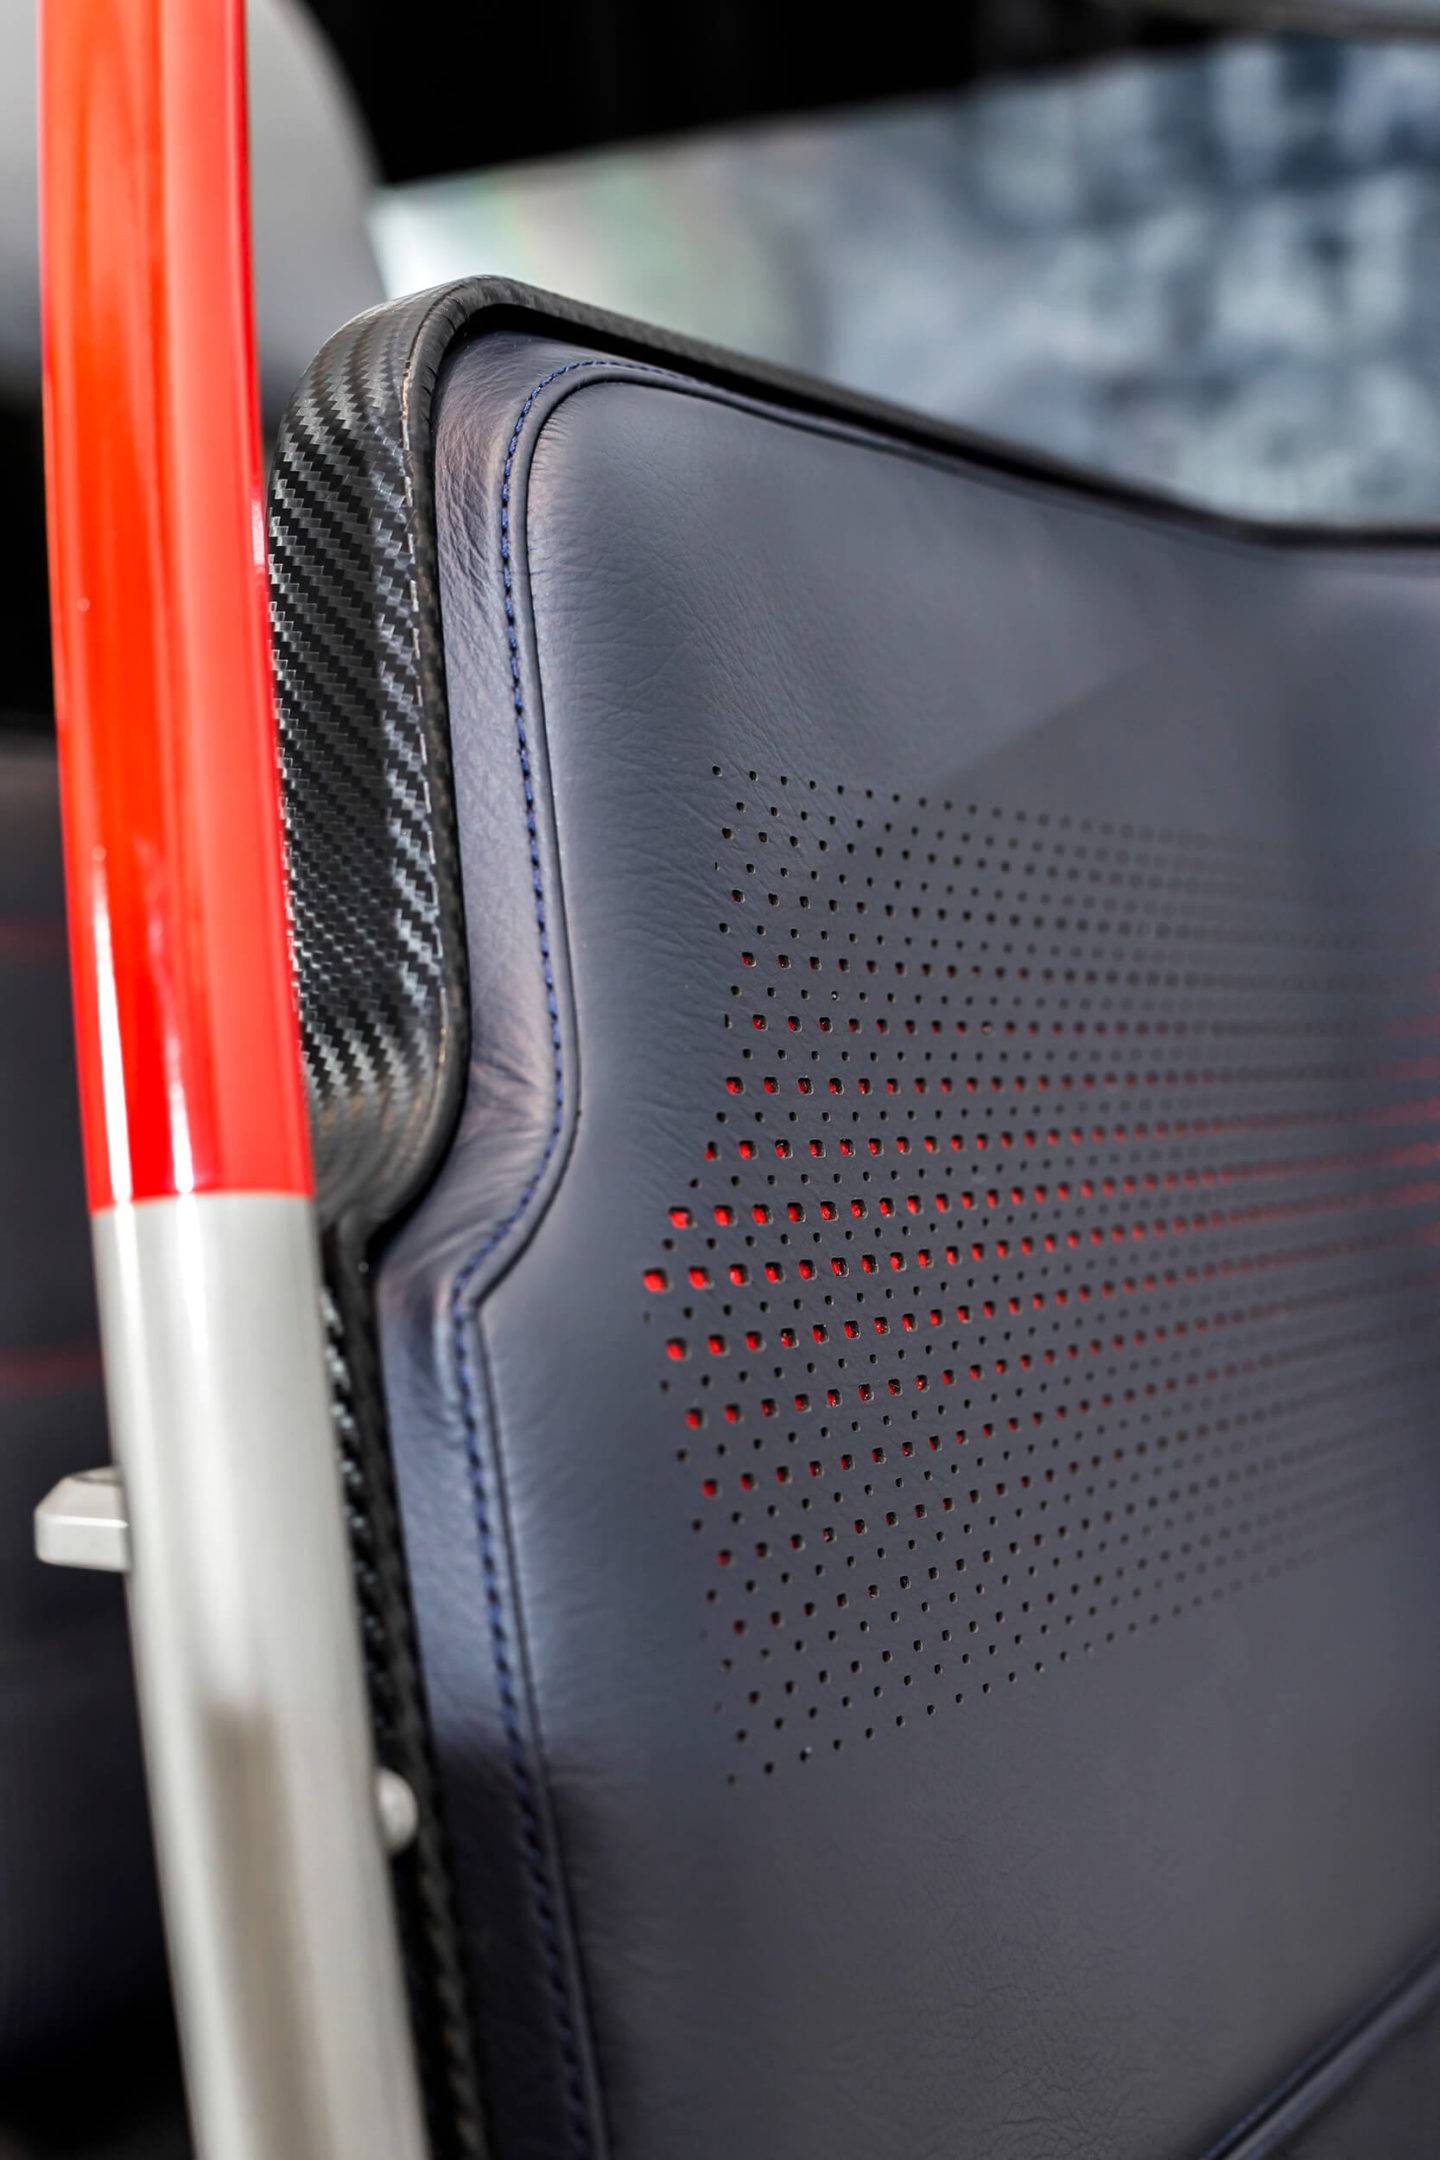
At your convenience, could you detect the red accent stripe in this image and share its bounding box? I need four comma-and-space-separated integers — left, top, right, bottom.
38, 0, 311, 1208
0, 919, 69, 959
0, 1342, 104, 1396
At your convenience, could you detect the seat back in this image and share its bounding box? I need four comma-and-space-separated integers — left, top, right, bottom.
271, 282, 1440, 2160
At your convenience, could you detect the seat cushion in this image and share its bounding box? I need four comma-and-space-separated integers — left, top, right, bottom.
272, 284, 1440, 2160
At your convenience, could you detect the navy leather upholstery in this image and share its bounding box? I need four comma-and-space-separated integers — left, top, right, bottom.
276, 291, 1440, 2159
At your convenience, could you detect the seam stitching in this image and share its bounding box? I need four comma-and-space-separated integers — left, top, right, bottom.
449, 356, 676, 2160
1196, 1938, 1440, 2158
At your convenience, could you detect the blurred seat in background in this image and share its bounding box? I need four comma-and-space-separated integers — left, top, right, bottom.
374, 29, 1440, 521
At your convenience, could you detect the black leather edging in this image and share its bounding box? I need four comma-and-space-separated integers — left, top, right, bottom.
1200, 1940, 1440, 2159
321, 1220, 488, 2159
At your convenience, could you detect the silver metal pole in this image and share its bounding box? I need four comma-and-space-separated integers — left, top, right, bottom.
44, 1191, 427, 2160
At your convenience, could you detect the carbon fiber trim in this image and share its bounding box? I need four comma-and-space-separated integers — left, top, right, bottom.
269, 288, 484, 2158
269, 287, 475, 1229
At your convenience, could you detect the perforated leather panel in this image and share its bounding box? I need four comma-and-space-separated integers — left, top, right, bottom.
657, 776, 1440, 1776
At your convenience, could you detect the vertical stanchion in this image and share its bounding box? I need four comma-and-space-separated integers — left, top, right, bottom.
37, 5, 427, 2156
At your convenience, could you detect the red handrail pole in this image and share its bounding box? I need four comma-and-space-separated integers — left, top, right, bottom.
39, 0, 310, 1211
36, 13, 426, 2158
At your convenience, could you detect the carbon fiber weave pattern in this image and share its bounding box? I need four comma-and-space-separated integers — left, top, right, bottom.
269, 289, 485, 2158
269, 287, 472, 1230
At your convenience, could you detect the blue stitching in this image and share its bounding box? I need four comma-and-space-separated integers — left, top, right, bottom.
449, 357, 675, 2159
1194, 1939, 1440, 2158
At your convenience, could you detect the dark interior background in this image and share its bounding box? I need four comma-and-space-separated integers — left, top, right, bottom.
306, 0, 1211, 183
